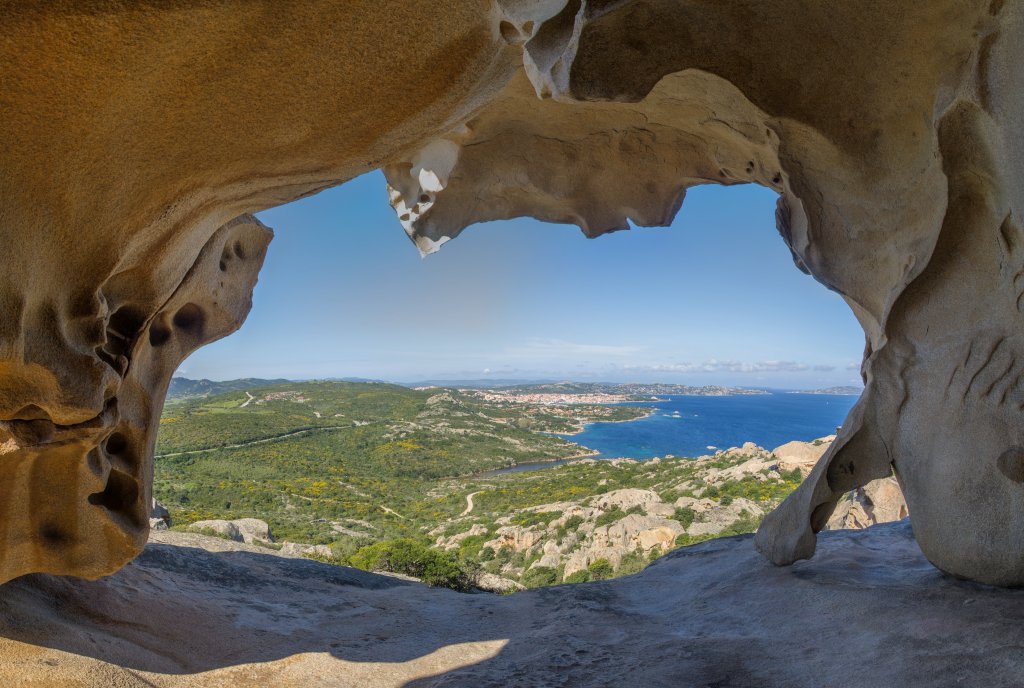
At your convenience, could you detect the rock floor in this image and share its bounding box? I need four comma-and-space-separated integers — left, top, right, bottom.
0, 521, 1022, 687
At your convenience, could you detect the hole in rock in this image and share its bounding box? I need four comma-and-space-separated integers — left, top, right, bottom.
105, 432, 128, 455
172, 303, 205, 336
498, 20, 520, 43
88, 469, 141, 519
149, 321, 171, 347
104, 304, 147, 360
157, 174, 866, 592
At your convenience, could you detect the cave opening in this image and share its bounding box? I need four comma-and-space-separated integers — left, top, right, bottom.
148, 172, 877, 591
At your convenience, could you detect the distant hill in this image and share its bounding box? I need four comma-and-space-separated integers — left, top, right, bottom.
495, 381, 769, 396
166, 377, 291, 400
798, 386, 862, 396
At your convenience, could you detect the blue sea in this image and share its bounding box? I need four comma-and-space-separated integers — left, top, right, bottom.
567, 392, 858, 459
486, 392, 858, 475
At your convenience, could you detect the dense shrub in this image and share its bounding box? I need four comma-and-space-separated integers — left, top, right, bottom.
349, 538, 477, 591
563, 570, 592, 584
521, 566, 559, 588
595, 507, 626, 527
672, 507, 696, 528
587, 558, 614, 580
717, 510, 762, 538
617, 549, 648, 576
512, 510, 563, 528
782, 467, 804, 482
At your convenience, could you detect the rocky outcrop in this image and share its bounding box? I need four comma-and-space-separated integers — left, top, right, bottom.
279, 542, 334, 559
483, 525, 544, 553
828, 478, 909, 530
1, 2, 1023, 587
771, 438, 834, 474
150, 500, 171, 531
438, 439, 906, 584
1, 524, 1023, 687
187, 518, 273, 545
475, 572, 525, 594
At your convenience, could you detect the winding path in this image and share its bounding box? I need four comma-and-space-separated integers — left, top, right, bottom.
460, 491, 482, 517
379, 505, 406, 520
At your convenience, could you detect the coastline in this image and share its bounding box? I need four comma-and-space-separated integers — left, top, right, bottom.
557, 407, 658, 436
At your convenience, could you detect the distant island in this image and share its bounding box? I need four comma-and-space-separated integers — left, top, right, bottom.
797, 386, 862, 396
486, 381, 769, 397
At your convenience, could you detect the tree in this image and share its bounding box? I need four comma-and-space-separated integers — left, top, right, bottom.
564, 570, 592, 584
587, 558, 614, 580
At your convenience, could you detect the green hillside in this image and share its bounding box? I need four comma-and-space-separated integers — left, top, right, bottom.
154, 381, 644, 542
153, 380, 809, 591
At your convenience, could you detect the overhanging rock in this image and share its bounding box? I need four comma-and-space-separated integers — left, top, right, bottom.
1, 0, 1022, 586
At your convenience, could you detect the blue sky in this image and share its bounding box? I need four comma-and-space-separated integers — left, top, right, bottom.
176, 171, 864, 389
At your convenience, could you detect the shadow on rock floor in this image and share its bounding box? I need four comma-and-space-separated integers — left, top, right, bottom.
1, 521, 1023, 687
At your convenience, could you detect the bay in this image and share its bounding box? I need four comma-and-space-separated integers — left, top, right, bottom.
562, 392, 858, 460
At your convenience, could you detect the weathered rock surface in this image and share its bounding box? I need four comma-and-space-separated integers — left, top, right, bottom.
1, 1, 1023, 586
1, 523, 1022, 687
187, 518, 273, 545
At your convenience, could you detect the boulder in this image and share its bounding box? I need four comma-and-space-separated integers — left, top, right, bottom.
484, 526, 542, 553
187, 520, 242, 542
827, 477, 909, 530
771, 437, 834, 474
592, 488, 662, 511
475, 573, 524, 593
149, 500, 171, 531
187, 518, 272, 545
531, 542, 562, 570
592, 514, 685, 554
232, 518, 273, 545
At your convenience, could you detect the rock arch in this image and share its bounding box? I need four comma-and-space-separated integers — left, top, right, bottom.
0, 0, 1021, 585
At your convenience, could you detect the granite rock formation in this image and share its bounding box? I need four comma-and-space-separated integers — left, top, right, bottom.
1, 523, 1023, 687
1, 1, 1023, 585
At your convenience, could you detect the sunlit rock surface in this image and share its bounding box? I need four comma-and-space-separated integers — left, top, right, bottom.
1, 1, 1023, 586
1, 523, 1022, 687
